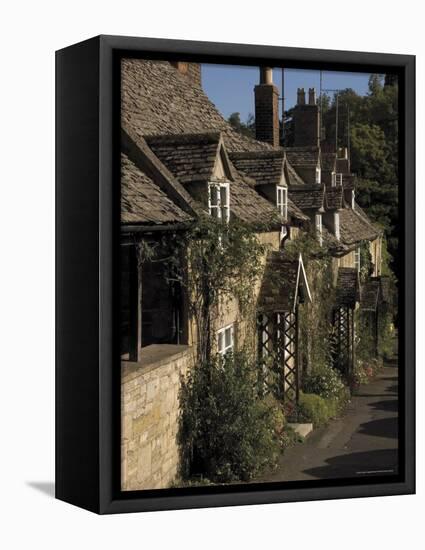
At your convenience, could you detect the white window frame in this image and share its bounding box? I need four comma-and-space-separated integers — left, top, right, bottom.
354, 247, 361, 273
217, 324, 234, 356
336, 173, 343, 186
315, 213, 323, 246
208, 181, 230, 222
276, 185, 288, 220
334, 212, 340, 241
331, 171, 336, 187
315, 167, 321, 184
351, 190, 356, 210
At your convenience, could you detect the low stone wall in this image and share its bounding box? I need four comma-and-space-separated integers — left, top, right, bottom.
121, 344, 194, 491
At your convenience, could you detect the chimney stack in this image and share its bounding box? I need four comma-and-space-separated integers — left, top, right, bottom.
297, 88, 306, 105
254, 67, 280, 148
293, 87, 320, 147
170, 62, 202, 87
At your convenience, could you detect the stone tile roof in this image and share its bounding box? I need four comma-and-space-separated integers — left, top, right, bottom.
258, 254, 299, 312
285, 161, 306, 186
336, 267, 360, 307
360, 278, 380, 311
145, 132, 224, 184
287, 199, 310, 221
230, 172, 281, 225
322, 226, 349, 255
285, 146, 320, 167
121, 153, 192, 225
289, 186, 325, 211
228, 150, 285, 187
342, 174, 356, 190
339, 204, 380, 245
321, 152, 337, 172
336, 157, 350, 174
325, 186, 343, 210
121, 58, 272, 154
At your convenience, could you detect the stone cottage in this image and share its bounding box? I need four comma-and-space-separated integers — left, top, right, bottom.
120, 60, 386, 491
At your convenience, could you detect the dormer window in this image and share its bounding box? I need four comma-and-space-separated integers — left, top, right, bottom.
334, 212, 340, 241
208, 182, 230, 222
276, 185, 288, 220
315, 167, 321, 184
315, 213, 323, 246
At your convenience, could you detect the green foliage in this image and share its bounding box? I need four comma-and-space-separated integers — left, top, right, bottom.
302, 365, 346, 401
163, 215, 272, 360
178, 351, 281, 483
321, 76, 399, 273
353, 358, 383, 388
297, 392, 338, 427
227, 112, 255, 138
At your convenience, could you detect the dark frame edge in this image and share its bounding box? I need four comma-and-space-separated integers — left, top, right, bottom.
56, 35, 415, 515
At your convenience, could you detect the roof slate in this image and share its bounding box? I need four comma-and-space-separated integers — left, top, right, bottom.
121, 58, 272, 154
339, 205, 380, 245
145, 132, 223, 184
285, 146, 320, 167
228, 150, 285, 187
289, 186, 325, 210
258, 253, 300, 312
325, 186, 343, 210
336, 267, 359, 307
360, 278, 380, 311
121, 153, 192, 225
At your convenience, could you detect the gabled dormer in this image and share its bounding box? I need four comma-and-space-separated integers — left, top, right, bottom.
145, 132, 234, 222
228, 149, 288, 222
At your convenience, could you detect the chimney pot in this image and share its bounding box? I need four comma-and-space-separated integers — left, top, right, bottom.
260, 67, 273, 85
297, 88, 306, 105
308, 88, 317, 105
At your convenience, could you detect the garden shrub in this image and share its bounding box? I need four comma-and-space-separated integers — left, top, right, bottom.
178, 351, 281, 483
353, 357, 384, 388
297, 391, 347, 427
302, 365, 346, 400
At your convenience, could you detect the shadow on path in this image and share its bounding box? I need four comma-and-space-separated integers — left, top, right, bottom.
368, 399, 398, 413
303, 449, 398, 479
358, 417, 398, 439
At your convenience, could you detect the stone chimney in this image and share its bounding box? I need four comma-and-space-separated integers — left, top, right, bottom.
170, 62, 202, 87
293, 87, 320, 147
254, 67, 280, 148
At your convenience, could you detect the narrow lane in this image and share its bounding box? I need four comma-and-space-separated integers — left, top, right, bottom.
258, 360, 399, 482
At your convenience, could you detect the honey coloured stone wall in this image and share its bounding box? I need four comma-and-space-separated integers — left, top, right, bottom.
121, 344, 194, 491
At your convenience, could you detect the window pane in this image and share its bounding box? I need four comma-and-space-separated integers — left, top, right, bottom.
225, 327, 232, 347
218, 331, 224, 352
211, 206, 219, 218
220, 185, 228, 205
210, 185, 218, 206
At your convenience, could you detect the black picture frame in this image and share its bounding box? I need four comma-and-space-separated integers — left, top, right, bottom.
56, 35, 415, 514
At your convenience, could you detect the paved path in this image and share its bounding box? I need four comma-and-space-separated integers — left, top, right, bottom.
258, 360, 399, 482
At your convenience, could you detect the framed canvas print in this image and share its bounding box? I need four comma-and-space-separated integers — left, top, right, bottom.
56, 35, 415, 514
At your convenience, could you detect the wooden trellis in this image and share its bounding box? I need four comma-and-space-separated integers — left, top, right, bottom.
333, 305, 354, 379
257, 310, 299, 407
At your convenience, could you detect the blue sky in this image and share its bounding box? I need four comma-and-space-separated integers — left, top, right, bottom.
202, 64, 373, 122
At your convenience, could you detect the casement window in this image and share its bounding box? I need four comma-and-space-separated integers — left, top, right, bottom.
331, 172, 342, 187
276, 185, 288, 220
354, 247, 361, 273
208, 182, 230, 222
217, 324, 234, 356
315, 167, 321, 184
334, 212, 340, 241
315, 213, 323, 246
